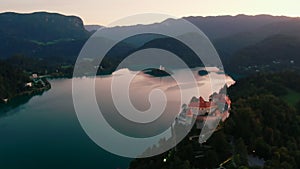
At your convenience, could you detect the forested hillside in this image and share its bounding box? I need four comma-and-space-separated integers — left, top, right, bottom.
0, 12, 90, 60
2, 12, 300, 77
0, 60, 30, 100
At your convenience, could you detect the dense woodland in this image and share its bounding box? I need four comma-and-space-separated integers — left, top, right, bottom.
0, 58, 51, 103
129, 71, 300, 169
0, 60, 30, 100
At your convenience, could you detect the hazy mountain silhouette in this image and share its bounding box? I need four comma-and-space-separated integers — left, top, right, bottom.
1, 12, 300, 75
229, 34, 300, 72
84, 25, 103, 32
0, 12, 90, 59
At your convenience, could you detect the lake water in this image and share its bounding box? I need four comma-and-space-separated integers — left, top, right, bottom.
0, 67, 234, 169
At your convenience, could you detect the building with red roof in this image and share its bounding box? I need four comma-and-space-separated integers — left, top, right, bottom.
178, 94, 231, 129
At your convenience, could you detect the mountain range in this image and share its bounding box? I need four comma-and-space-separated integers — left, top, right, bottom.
1, 12, 300, 75
0, 12, 90, 60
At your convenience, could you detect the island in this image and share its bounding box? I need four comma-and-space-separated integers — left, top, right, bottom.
143, 65, 172, 77
198, 69, 209, 76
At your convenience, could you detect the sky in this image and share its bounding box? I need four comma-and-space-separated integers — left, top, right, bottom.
0, 0, 300, 26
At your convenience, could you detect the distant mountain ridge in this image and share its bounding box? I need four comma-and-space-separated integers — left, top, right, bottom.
1, 12, 300, 75
84, 25, 103, 32
184, 14, 293, 40
228, 34, 300, 73
0, 12, 90, 59
0, 12, 89, 42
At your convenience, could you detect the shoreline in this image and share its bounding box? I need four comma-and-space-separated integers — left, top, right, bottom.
0, 78, 51, 106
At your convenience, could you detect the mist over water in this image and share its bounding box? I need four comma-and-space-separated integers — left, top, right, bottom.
0, 67, 234, 169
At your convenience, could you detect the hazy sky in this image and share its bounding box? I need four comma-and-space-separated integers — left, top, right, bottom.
1, 0, 299, 25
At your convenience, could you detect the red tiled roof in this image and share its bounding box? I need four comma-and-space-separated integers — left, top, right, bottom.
188, 97, 215, 109
199, 97, 212, 108
188, 95, 230, 110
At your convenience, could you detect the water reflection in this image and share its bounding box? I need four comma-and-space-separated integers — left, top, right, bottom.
0, 91, 47, 118
91, 67, 235, 157
0, 67, 235, 167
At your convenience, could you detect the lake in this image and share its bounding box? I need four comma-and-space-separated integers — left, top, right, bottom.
0, 67, 234, 169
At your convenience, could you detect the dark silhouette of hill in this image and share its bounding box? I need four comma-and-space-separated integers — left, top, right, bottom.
228, 34, 300, 74
184, 14, 290, 40
84, 25, 103, 32
0, 12, 89, 42
0, 12, 90, 59
140, 37, 203, 67
0, 60, 29, 99
1, 12, 300, 76
213, 17, 300, 61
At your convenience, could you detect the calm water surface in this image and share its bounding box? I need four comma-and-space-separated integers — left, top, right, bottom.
0, 68, 234, 169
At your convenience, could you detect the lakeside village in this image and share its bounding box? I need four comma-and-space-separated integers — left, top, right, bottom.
1, 73, 51, 104
177, 87, 232, 142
